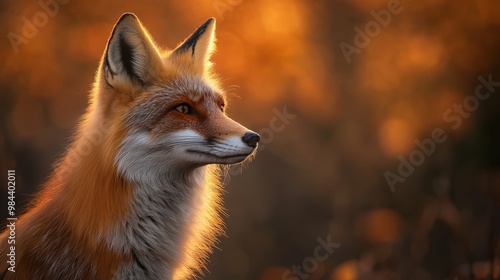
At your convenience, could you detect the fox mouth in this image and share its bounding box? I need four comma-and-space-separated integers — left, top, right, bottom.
187, 149, 252, 162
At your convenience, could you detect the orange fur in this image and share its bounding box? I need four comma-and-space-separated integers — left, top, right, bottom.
1, 13, 259, 280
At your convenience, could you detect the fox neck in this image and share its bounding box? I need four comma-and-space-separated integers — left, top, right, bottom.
109, 166, 211, 279
53, 117, 220, 279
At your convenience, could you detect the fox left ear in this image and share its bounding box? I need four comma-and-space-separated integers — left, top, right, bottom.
172, 18, 216, 74
103, 13, 163, 89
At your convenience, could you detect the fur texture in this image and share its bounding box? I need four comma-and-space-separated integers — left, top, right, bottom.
0, 13, 259, 280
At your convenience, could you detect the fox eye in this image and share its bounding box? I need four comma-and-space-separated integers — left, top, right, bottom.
174, 104, 195, 114
220, 104, 225, 112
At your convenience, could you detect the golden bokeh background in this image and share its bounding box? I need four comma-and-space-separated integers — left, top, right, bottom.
1, 0, 500, 279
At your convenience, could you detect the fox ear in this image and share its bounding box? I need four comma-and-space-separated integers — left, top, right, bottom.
172, 18, 216, 74
103, 13, 162, 88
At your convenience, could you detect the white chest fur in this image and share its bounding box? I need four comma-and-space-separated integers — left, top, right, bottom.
110, 131, 215, 279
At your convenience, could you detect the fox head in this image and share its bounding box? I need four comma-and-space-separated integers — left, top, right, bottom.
89, 13, 259, 181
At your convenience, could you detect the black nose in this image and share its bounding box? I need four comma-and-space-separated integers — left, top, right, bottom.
242, 132, 260, 148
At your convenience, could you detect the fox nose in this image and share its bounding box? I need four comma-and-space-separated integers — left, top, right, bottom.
242, 132, 260, 148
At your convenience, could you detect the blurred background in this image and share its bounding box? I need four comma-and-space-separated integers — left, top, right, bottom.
1, 0, 500, 279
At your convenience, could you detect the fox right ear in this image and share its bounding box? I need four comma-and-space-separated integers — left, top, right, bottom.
171, 18, 216, 75
103, 13, 162, 89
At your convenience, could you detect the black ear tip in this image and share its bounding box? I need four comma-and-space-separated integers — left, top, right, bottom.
199, 17, 215, 30
117, 13, 138, 24
174, 17, 216, 56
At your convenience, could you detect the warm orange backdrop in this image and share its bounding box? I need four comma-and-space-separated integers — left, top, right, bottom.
1, 1, 500, 279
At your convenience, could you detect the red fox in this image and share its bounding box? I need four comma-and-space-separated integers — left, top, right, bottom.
0, 13, 259, 280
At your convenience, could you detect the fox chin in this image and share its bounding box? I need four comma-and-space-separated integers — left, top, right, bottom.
0, 13, 259, 280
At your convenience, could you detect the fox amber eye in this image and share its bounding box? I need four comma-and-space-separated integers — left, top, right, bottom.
175, 104, 194, 114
